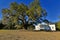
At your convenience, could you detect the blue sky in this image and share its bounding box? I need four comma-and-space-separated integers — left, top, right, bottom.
40, 0, 60, 22
0, 0, 60, 22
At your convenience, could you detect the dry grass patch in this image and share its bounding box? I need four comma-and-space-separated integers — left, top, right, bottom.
0, 30, 60, 40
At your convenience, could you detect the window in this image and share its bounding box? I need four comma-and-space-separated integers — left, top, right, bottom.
52, 27, 54, 29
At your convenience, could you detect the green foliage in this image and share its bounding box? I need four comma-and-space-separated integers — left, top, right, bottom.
26, 0, 42, 20
56, 21, 60, 30
1, 0, 47, 30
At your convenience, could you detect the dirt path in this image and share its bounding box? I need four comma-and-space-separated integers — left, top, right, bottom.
0, 30, 60, 40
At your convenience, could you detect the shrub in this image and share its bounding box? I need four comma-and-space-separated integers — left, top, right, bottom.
27, 25, 35, 31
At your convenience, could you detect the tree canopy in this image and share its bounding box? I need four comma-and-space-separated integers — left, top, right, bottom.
2, 0, 47, 29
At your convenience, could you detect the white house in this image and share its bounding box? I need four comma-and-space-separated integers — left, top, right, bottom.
33, 22, 56, 31
49, 24, 56, 31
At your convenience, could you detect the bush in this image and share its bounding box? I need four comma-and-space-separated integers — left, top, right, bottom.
27, 25, 35, 31
14, 25, 23, 29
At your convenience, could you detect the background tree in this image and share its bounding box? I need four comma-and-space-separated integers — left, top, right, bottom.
56, 21, 60, 30
56, 16, 60, 30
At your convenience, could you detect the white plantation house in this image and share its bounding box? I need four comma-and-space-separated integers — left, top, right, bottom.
33, 22, 56, 31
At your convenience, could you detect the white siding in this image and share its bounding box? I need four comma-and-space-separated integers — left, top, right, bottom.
34, 24, 40, 30
49, 24, 56, 31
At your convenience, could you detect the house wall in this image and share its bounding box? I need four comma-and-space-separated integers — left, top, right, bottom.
49, 24, 56, 31
34, 24, 40, 30
34, 23, 56, 31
